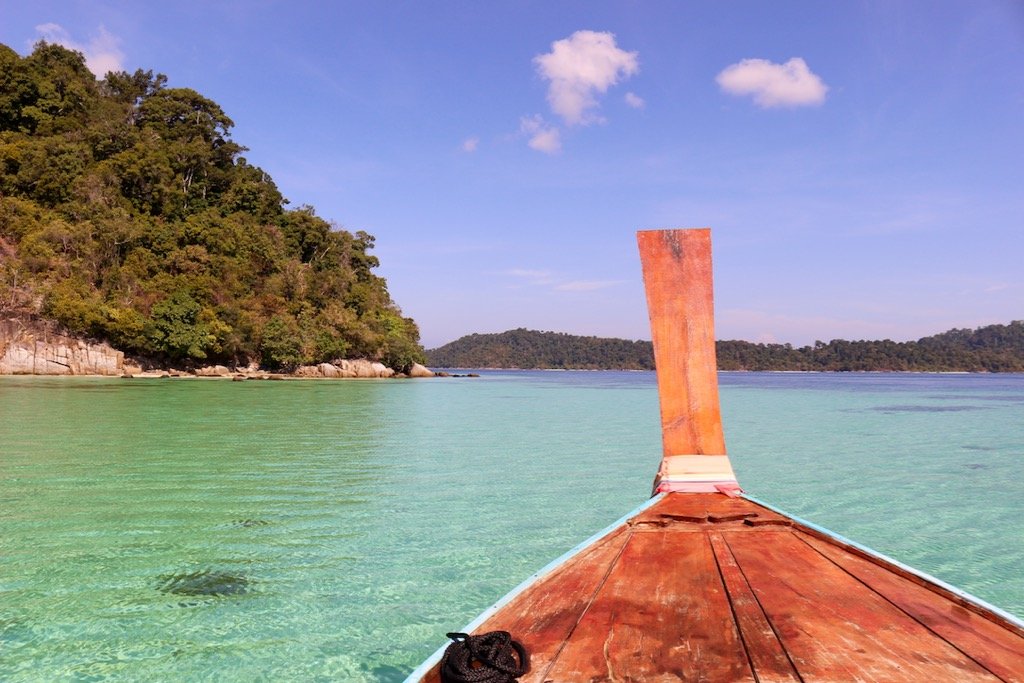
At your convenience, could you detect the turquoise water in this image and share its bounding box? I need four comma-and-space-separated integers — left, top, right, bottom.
0, 372, 1021, 681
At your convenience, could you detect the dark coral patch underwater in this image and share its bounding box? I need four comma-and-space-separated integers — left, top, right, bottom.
231, 518, 270, 528
157, 570, 251, 597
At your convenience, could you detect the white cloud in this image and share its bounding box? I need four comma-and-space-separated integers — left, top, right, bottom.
519, 115, 561, 154
461, 137, 479, 153
624, 91, 645, 109
534, 30, 639, 125
716, 57, 827, 108
35, 23, 124, 76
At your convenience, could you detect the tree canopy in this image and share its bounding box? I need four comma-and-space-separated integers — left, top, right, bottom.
0, 41, 423, 370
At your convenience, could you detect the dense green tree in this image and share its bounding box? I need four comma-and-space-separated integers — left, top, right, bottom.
146, 289, 225, 361
20, 41, 98, 135
0, 41, 423, 370
259, 315, 302, 369
0, 45, 38, 132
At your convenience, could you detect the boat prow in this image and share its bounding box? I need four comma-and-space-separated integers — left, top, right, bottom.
405, 229, 1024, 682
408, 491, 1024, 681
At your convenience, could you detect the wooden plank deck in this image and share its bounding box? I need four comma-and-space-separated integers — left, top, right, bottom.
416, 493, 1024, 682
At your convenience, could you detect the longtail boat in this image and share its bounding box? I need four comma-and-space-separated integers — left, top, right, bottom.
406, 228, 1024, 682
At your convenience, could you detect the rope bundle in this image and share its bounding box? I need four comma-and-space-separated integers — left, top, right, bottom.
440, 631, 529, 683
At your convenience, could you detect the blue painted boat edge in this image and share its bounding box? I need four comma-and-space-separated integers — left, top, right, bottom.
742, 493, 1024, 630
401, 493, 667, 682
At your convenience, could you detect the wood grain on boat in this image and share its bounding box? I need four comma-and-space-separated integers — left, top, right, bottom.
414, 494, 1024, 682
637, 229, 725, 458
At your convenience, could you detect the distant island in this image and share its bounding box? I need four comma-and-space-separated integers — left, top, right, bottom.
426, 322, 1024, 372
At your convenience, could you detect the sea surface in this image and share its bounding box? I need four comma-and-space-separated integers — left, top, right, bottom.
0, 371, 1021, 681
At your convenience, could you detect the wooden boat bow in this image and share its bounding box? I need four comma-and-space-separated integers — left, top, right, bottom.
406, 228, 1024, 682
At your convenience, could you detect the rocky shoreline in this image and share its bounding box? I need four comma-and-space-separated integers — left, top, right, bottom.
0, 318, 451, 380
120, 359, 439, 381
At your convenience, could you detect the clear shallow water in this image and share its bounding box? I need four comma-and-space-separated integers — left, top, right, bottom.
0, 372, 1021, 681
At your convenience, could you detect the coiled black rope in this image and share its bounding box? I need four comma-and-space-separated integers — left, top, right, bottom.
440, 631, 529, 683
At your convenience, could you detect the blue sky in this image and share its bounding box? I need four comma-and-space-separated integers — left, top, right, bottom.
2, 1, 1021, 348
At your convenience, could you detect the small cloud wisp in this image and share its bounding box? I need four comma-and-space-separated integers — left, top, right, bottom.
624, 92, 645, 109
35, 23, 124, 76
520, 115, 562, 154
554, 280, 623, 292
505, 269, 622, 293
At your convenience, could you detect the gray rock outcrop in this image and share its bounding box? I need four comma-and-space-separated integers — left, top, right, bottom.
294, 359, 396, 378
194, 365, 232, 377
0, 319, 124, 376
408, 363, 435, 377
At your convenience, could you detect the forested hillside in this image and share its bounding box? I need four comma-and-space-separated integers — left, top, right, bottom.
426, 322, 1024, 372
0, 42, 423, 370
427, 328, 656, 370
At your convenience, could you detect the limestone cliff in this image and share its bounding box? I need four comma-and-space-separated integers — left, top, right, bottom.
0, 319, 124, 376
